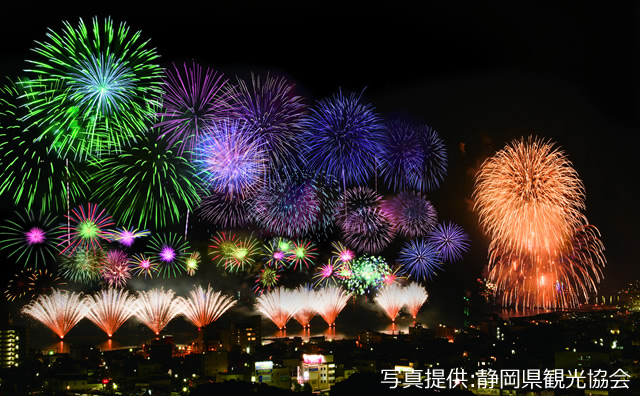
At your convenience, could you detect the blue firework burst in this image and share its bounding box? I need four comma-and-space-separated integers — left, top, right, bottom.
383, 191, 438, 237
426, 221, 470, 263
398, 239, 443, 281
301, 89, 384, 188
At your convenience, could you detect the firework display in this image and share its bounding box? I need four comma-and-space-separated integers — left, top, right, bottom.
156, 61, 232, 155
177, 285, 236, 329
85, 288, 137, 337
402, 282, 428, 319
315, 286, 351, 327
3, 14, 614, 352
0, 210, 61, 268
255, 287, 300, 330
374, 283, 406, 322
21, 290, 88, 339
473, 136, 605, 309
20, 16, 163, 160
133, 288, 182, 335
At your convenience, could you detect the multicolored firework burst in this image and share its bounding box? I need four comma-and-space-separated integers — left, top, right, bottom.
330, 241, 355, 265
473, 136, 605, 309
85, 288, 137, 337
209, 231, 239, 268
99, 250, 131, 288
105, 228, 151, 247
21, 290, 89, 339
285, 239, 318, 270
262, 237, 291, 269
129, 253, 158, 278
426, 221, 471, 263
156, 61, 232, 155
0, 77, 87, 212
398, 239, 443, 281
383, 191, 438, 237
177, 285, 236, 329
374, 283, 405, 322
185, 252, 200, 276
194, 119, 266, 198
292, 285, 317, 328
301, 89, 384, 188
253, 267, 281, 295
315, 286, 351, 327
133, 288, 182, 335
59, 203, 114, 255
146, 233, 191, 278
20, 16, 163, 160
58, 246, 104, 284
336, 187, 395, 254
226, 235, 260, 272
255, 287, 300, 330
312, 260, 341, 288
342, 255, 392, 296
0, 210, 61, 268
403, 282, 428, 319
89, 130, 203, 230
228, 73, 307, 169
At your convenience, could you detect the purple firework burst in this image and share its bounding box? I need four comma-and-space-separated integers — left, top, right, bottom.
195, 189, 254, 229
252, 170, 320, 238
194, 119, 266, 198
426, 221, 470, 263
155, 61, 232, 155
383, 191, 438, 237
227, 73, 307, 169
301, 89, 384, 188
146, 233, 191, 278
380, 121, 448, 192
336, 187, 395, 254
398, 239, 443, 281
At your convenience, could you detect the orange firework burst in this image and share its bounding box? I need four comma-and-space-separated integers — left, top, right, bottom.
177, 285, 236, 329
21, 289, 89, 339
473, 136, 605, 309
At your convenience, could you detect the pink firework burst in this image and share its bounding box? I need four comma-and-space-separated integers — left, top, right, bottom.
100, 250, 131, 288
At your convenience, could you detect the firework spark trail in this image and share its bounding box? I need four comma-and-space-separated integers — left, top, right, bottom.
21, 290, 89, 339
177, 285, 236, 329
402, 282, 428, 319
292, 285, 317, 328
473, 136, 605, 309
315, 286, 351, 327
85, 288, 136, 337
255, 287, 301, 330
133, 288, 182, 335
374, 283, 406, 322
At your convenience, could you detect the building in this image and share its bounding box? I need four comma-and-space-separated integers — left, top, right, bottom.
298, 354, 335, 393
0, 324, 27, 369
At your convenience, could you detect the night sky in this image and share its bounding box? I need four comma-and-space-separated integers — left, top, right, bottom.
0, 1, 637, 316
